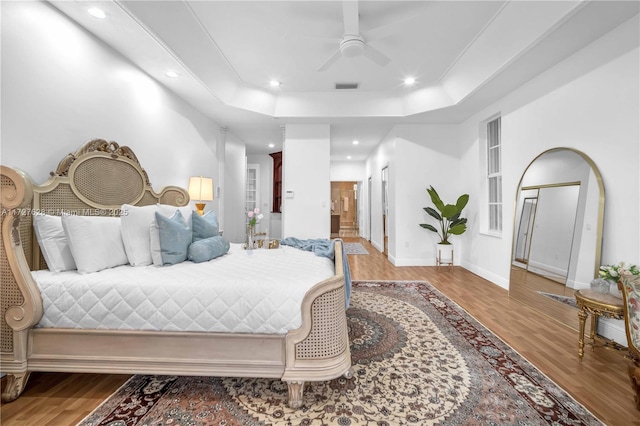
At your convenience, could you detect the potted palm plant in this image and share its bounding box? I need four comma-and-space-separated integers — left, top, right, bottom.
420, 186, 469, 264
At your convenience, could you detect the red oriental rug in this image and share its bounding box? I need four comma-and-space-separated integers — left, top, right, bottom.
78, 281, 603, 426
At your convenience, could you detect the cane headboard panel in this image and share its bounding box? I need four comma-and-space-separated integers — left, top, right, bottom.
24, 139, 190, 270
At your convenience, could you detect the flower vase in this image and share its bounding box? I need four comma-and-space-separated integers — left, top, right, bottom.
608, 280, 622, 299
247, 226, 255, 249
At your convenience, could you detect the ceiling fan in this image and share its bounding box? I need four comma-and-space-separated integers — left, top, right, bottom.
317, 1, 392, 72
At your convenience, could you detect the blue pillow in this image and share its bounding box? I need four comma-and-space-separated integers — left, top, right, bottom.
192, 210, 219, 241
188, 236, 230, 263
155, 210, 192, 265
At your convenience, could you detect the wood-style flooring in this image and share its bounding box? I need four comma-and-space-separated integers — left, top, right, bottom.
1, 237, 638, 425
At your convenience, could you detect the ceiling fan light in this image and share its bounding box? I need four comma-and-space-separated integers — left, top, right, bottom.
340, 37, 365, 58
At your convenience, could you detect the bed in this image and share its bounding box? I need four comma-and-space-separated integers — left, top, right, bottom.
0, 139, 352, 408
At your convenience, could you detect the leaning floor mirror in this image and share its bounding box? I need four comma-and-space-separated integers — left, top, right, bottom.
509, 148, 604, 331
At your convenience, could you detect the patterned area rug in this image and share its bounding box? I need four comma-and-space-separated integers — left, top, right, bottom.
537, 291, 579, 309
343, 242, 368, 254
78, 281, 602, 426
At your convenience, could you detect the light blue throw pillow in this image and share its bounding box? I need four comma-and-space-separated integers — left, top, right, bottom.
192, 210, 219, 241
155, 210, 192, 265
188, 236, 230, 263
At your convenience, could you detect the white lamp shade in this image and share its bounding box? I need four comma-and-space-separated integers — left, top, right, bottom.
188, 176, 214, 202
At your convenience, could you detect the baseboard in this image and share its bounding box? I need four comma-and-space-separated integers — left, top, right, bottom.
371, 240, 383, 253
598, 317, 627, 346
461, 261, 509, 290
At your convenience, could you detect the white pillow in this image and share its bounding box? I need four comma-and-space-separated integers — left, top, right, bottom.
32, 214, 77, 272
61, 215, 129, 274
150, 220, 163, 266
120, 204, 158, 266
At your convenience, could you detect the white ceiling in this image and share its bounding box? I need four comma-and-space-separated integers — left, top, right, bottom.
49, 1, 639, 161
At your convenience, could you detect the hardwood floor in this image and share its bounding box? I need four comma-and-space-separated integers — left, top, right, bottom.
2, 237, 638, 425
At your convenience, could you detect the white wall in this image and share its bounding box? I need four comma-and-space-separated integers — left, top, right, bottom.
457, 16, 639, 344
1, 1, 222, 214
330, 161, 365, 181
365, 124, 462, 265
392, 125, 461, 266
365, 131, 396, 253
282, 124, 331, 239
459, 16, 639, 290
224, 138, 247, 243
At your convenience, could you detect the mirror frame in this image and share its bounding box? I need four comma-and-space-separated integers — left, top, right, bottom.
510, 147, 605, 289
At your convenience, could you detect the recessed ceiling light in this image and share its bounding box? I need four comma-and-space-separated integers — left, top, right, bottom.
165, 71, 179, 78
269, 80, 281, 87
347, 156, 352, 160
268, 143, 275, 148
352, 140, 359, 145
404, 77, 416, 86
87, 7, 108, 19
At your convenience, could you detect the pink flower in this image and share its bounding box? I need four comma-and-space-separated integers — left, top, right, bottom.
247, 211, 254, 218
254, 207, 260, 215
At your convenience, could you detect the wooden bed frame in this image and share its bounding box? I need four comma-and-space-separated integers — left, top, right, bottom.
0, 139, 352, 408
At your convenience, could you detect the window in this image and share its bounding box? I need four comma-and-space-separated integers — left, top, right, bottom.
269, 151, 282, 213
246, 163, 260, 218
487, 117, 502, 232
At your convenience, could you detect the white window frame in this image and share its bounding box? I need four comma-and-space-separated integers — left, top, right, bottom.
479, 114, 502, 237
487, 116, 502, 233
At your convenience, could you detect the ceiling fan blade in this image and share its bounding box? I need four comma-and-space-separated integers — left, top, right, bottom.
363, 45, 391, 67
342, 1, 359, 35
317, 49, 342, 72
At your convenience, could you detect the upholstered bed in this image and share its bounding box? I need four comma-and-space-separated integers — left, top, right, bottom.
0, 139, 352, 408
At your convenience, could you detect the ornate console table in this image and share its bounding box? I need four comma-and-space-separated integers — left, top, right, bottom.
574, 289, 624, 359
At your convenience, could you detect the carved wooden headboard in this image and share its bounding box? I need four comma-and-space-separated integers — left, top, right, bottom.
0, 139, 189, 353
26, 139, 189, 270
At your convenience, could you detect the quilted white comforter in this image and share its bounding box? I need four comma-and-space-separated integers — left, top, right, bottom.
31, 244, 335, 334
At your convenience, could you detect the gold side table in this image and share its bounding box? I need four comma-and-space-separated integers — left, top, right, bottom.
574, 289, 624, 359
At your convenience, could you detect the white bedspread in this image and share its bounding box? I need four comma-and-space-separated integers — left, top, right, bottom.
31, 244, 335, 334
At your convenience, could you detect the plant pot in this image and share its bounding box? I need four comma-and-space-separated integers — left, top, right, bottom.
436, 243, 454, 266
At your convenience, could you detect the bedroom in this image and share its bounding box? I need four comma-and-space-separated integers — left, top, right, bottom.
1, 0, 639, 424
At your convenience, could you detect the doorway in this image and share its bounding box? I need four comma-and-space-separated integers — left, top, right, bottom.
330, 181, 360, 238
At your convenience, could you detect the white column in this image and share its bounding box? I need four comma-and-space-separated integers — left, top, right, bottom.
282, 124, 331, 239
217, 127, 227, 232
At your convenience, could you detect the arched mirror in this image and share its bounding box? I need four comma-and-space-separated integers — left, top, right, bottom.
509, 148, 604, 330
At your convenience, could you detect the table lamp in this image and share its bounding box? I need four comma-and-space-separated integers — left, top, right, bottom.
188, 176, 214, 215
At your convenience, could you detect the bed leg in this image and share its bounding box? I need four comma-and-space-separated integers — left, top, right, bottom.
286, 380, 305, 408
1, 372, 31, 402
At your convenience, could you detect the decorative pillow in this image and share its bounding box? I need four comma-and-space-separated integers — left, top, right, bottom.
120, 204, 158, 266
150, 207, 193, 266
157, 204, 192, 226
61, 215, 129, 274
192, 210, 219, 241
188, 236, 230, 263
155, 210, 192, 265
32, 214, 77, 272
